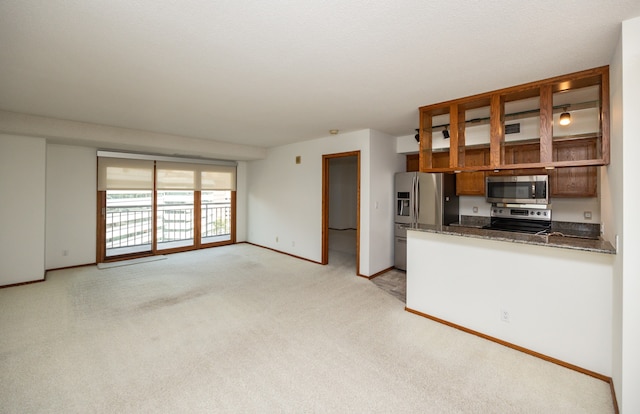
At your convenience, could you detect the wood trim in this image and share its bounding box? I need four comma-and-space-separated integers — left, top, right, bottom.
489, 94, 504, 168
539, 84, 553, 163
423, 157, 606, 174
404, 307, 611, 383
96, 191, 106, 263
419, 66, 609, 111
609, 378, 619, 414
244, 242, 323, 265
361, 266, 395, 280
457, 105, 466, 168
46, 263, 96, 272
194, 191, 202, 249
600, 68, 610, 164
419, 111, 433, 170
230, 190, 237, 244
0, 276, 46, 289
322, 156, 330, 265
321, 151, 361, 275
449, 104, 459, 169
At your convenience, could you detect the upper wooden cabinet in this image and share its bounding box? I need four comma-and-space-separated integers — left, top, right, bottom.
456, 149, 486, 196
417, 66, 609, 174
406, 153, 419, 172
550, 138, 598, 197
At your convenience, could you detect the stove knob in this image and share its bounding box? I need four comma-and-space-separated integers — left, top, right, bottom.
499, 209, 503, 214
536, 211, 541, 216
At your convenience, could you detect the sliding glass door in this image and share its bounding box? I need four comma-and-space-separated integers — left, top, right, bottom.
156, 190, 195, 250
201, 190, 232, 245
105, 190, 153, 257
97, 153, 236, 263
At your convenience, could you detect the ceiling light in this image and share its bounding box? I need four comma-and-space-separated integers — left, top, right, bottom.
559, 110, 571, 126
329, 129, 339, 135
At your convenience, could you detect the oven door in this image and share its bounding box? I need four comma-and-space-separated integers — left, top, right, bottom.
484, 217, 551, 234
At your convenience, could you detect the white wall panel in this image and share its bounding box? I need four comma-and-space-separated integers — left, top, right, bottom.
45, 144, 96, 269
407, 230, 613, 376
0, 134, 46, 285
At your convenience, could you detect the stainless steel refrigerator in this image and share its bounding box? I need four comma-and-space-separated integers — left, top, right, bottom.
394, 172, 459, 270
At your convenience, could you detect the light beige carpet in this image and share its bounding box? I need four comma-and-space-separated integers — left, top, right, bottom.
0, 244, 613, 413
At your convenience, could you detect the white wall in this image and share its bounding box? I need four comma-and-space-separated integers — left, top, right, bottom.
0, 110, 266, 161
603, 34, 623, 408
369, 130, 405, 273
328, 157, 358, 230
407, 230, 613, 376
45, 144, 97, 269
0, 134, 46, 285
248, 130, 370, 266
605, 22, 625, 411
618, 16, 640, 414
247, 129, 402, 276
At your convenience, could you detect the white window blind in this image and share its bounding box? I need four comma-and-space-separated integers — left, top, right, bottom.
97, 157, 154, 190
157, 162, 236, 191
201, 165, 236, 190
156, 162, 196, 190
97, 152, 237, 191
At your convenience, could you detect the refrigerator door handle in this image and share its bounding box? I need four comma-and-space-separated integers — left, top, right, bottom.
415, 174, 420, 223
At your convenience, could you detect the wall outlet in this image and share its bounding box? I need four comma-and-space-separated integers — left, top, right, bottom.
275, 236, 279, 243
291, 241, 295, 247
473, 206, 478, 213
584, 211, 592, 220
62, 249, 69, 257
500, 309, 510, 323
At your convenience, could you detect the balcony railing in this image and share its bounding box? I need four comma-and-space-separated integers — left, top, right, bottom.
105, 203, 230, 252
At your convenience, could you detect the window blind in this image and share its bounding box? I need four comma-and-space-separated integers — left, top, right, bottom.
97, 157, 154, 190
157, 162, 236, 190
97, 152, 237, 192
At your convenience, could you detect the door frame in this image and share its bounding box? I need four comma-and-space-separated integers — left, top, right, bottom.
321, 151, 361, 275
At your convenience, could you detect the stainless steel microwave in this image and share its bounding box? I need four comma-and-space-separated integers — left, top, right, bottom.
485, 175, 549, 205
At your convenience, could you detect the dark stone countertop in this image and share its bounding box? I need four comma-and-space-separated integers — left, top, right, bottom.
405, 223, 616, 255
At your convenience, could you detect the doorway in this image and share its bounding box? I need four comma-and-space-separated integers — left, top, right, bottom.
322, 151, 360, 274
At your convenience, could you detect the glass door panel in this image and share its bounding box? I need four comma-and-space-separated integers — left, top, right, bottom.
157, 191, 195, 250
105, 190, 153, 257
201, 190, 231, 244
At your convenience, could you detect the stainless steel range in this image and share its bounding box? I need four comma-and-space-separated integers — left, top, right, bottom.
483, 206, 552, 235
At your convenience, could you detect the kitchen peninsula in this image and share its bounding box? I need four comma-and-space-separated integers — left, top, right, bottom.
405, 225, 615, 378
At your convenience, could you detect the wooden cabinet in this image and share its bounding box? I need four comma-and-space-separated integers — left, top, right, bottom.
450, 139, 597, 197
417, 66, 609, 175
512, 143, 548, 176
550, 139, 597, 197
432, 151, 450, 169
406, 154, 419, 172
456, 149, 487, 195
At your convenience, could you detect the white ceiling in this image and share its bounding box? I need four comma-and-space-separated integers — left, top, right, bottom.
1, 1, 639, 149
